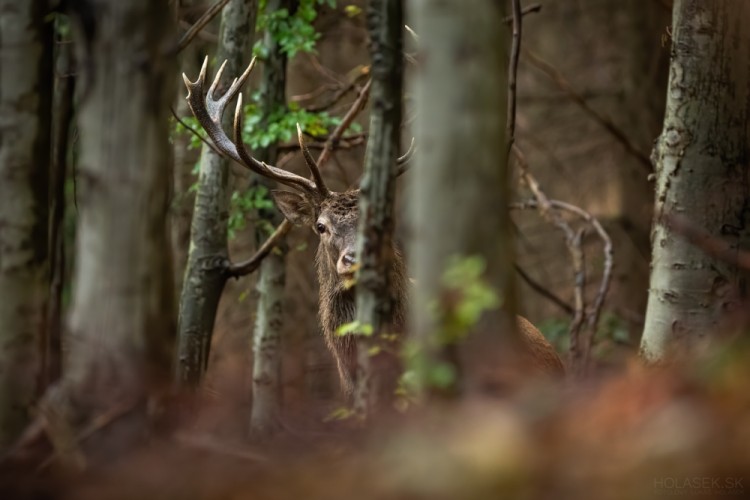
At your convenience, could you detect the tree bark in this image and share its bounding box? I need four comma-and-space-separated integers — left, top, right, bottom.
46, 19, 75, 387
353, 0, 403, 416
640, 0, 750, 361
61, 0, 175, 434
408, 0, 520, 395
0, 0, 53, 449
176, 0, 256, 387
171, 0, 205, 295
249, 0, 290, 436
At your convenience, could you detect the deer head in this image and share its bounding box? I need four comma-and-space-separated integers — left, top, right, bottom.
272, 189, 361, 282
183, 57, 413, 291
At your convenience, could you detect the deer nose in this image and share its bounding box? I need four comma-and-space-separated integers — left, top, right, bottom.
342, 252, 356, 266
337, 251, 356, 275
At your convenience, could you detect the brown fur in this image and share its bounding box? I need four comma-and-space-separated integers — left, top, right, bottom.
272, 189, 564, 396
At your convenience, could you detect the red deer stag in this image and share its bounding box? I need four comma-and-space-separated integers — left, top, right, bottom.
183, 58, 565, 397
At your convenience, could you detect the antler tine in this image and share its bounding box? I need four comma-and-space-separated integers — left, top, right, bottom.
395, 137, 417, 176
184, 56, 243, 165
207, 59, 228, 100
232, 94, 320, 196
184, 57, 323, 197
297, 123, 329, 196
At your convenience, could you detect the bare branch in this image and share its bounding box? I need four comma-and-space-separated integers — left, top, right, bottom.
522, 48, 653, 172
515, 264, 575, 315
172, 0, 231, 55
510, 192, 614, 375
503, 3, 542, 24
227, 220, 293, 277
170, 105, 224, 157
507, 0, 523, 144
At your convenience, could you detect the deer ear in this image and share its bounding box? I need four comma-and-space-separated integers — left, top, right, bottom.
271, 190, 316, 226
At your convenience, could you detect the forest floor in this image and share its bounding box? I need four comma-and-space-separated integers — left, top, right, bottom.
3, 343, 750, 500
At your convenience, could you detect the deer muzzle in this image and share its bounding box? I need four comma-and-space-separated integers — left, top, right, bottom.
337, 250, 357, 276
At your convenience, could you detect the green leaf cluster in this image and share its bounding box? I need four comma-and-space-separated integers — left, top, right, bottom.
241, 101, 352, 149
255, 0, 336, 58
431, 255, 501, 344
228, 184, 275, 240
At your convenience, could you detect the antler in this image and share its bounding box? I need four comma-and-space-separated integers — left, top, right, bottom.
183, 57, 329, 199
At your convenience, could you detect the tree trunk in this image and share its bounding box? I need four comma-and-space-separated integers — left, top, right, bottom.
353, 0, 403, 416
61, 0, 175, 437
171, 0, 205, 295
408, 0, 520, 395
249, 0, 290, 436
0, 0, 52, 449
640, 0, 750, 361
46, 19, 75, 387
176, 0, 256, 387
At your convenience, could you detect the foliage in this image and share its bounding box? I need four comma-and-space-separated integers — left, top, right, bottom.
254, 0, 336, 58
538, 312, 633, 359
228, 184, 275, 240
343, 5, 362, 18
431, 255, 501, 344
538, 317, 569, 352
401, 256, 502, 395
241, 100, 356, 149
335, 320, 374, 337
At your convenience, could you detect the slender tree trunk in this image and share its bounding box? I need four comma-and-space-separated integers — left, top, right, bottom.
60, 0, 175, 438
0, 0, 53, 449
408, 0, 521, 395
171, 0, 203, 295
353, 0, 403, 416
249, 0, 290, 436
176, 0, 256, 387
640, 0, 750, 361
46, 21, 75, 387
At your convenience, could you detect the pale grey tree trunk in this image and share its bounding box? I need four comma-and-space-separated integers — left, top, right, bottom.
0, 0, 52, 449
249, 0, 290, 436
62, 0, 175, 427
408, 0, 520, 395
176, 0, 256, 387
353, 0, 403, 416
640, 0, 750, 361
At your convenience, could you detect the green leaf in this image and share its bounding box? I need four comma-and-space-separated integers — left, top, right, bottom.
335, 321, 373, 337
344, 5, 361, 17
323, 406, 354, 422
429, 363, 456, 389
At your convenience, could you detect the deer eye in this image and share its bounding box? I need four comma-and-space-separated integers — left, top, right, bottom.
316, 222, 327, 234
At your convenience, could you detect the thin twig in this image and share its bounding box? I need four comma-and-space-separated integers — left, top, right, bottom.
551, 199, 614, 361
171, 0, 231, 55
511, 148, 588, 372
178, 20, 218, 44
228, 80, 373, 277
510, 195, 614, 374
305, 66, 370, 113
170, 105, 224, 157
503, 3, 542, 23
522, 48, 653, 172
277, 136, 366, 152
507, 0, 523, 145
515, 264, 574, 315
